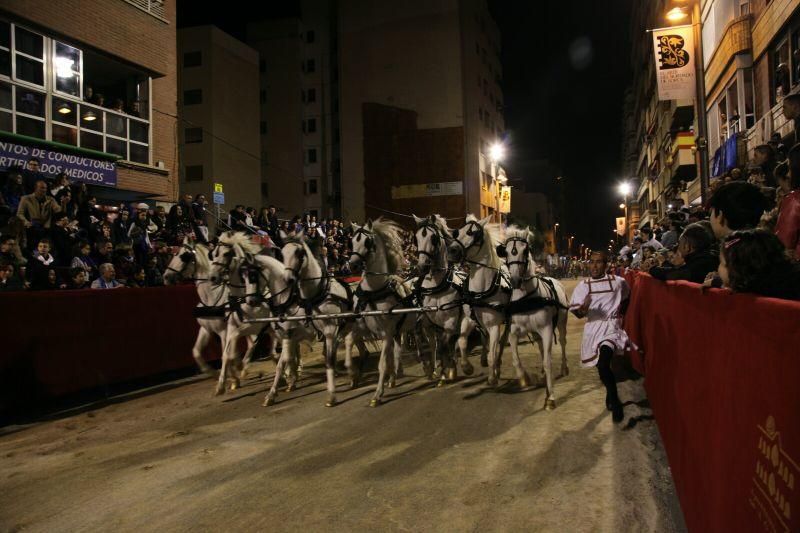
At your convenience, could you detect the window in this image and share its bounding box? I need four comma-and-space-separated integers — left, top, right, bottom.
14, 26, 44, 86
307, 88, 316, 102
183, 89, 202, 105
739, 0, 750, 15
0, 21, 10, 78
306, 118, 316, 133
185, 127, 203, 143
185, 165, 203, 182
308, 179, 318, 194
53, 42, 81, 97
183, 51, 201, 68
260, 121, 267, 135
307, 148, 317, 164
306, 31, 315, 43
306, 59, 315, 73
260, 89, 266, 103
259, 59, 266, 73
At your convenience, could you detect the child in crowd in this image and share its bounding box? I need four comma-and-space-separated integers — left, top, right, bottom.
718, 229, 800, 300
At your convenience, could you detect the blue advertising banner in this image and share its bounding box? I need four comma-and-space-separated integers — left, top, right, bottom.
0, 140, 117, 187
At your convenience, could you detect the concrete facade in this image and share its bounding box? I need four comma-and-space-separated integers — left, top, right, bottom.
178, 26, 260, 228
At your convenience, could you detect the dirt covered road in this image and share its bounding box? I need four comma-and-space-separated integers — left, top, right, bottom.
0, 280, 685, 532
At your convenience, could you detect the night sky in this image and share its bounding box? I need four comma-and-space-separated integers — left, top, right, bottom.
177, 0, 634, 250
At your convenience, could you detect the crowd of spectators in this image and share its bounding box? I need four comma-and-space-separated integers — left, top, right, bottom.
613, 143, 800, 301
0, 159, 213, 291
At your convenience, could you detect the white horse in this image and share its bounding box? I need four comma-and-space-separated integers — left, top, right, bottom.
164, 238, 237, 380
499, 226, 569, 410
208, 232, 282, 396
412, 214, 477, 384
447, 215, 510, 387
282, 233, 370, 407
349, 218, 417, 407
236, 248, 317, 407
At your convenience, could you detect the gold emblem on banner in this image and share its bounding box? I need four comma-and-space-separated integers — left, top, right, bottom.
657, 35, 690, 70
749, 416, 798, 532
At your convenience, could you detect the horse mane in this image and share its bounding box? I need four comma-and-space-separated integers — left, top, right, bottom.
194, 243, 210, 273
218, 231, 262, 257
431, 214, 451, 237
505, 225, 534, 244
371, 217, 405, 273
465, 214, 504, 269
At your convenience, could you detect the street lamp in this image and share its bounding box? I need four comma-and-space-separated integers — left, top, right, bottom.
618, 181, 631, 241
553, 223, 559, 254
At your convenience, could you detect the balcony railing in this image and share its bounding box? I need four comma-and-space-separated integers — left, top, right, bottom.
122, 0, 166, 21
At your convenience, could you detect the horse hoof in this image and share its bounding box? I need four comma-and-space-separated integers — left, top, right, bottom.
229, 382, 239, 391
214, 385, 225, 396
544, 398, 556, 411
462, 361, 474, 376
369, 398, 380, 408
519, 372, 531, 389
387, 377, 396, 389
286, 384, 295, 393
446, 367, 457, 381
437, 378, 447, 388
263, 395, 276, 407
562, 365, 570, 377
432, 366, 442, 379
325, 396, 337, 407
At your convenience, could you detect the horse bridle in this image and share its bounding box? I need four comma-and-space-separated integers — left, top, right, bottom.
500, 237, 535, 283
165, 243, 204, 281
350, 227, 375, 263
450, 220, 484, 258
415, 223, 443, 262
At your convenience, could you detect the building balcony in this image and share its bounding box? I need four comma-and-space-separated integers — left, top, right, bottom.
667, 132, 697, 182
669, 99, 695, 133
705, 15, 752, 96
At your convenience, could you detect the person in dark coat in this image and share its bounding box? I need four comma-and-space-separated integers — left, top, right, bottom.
649, 222, 719, 284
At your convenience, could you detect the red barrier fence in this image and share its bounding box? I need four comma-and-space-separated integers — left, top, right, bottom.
623, 272, 800, 532
0, 285, 216, 415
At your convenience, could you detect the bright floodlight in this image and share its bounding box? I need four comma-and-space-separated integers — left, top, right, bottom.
489, 142, 505, 162
666, 7, 688, 22
618, 182, 632, 196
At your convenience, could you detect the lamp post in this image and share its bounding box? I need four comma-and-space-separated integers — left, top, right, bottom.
665, 0, 709, 205
489, 142, 506, 224
618, 181, 631, 240
553, 222, 559, 255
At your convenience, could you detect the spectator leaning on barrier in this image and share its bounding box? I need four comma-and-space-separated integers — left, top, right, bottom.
68, 267, 89, 290
91, 263, 123, 289
718, 230, 800, 300
649, 222, 718, 283
775, 143, 800, 258
0, 260, 23, 291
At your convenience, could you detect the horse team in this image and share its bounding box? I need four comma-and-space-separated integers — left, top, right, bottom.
164, 214, 570, 410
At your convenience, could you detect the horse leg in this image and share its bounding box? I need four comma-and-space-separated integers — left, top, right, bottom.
509, 328, 531, 388
324, 330, 339, 407
558, 312, 569, 377
457, 317, 474, 376
540, 326, 556, 410
215, 329, 236, 396
264, 338, 292, 406
486, 325, 501, 387
239, 335, 256, 380
370, 339, 390, 407
393, 332, 404, 380
192, 326, 215, 376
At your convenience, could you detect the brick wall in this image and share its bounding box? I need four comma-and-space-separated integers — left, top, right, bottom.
752, 0, 800, 59
362, 103, 465, 226
1, 1, 178, 201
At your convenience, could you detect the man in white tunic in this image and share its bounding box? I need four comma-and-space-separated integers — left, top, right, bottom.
569, 251, 630, 423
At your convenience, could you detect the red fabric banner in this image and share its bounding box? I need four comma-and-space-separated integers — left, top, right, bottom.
0, 285, 218, 414
623, 272, 800, 532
